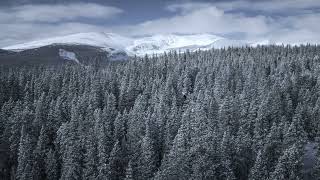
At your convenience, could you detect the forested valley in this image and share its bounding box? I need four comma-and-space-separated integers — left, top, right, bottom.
0, 45, 320, 180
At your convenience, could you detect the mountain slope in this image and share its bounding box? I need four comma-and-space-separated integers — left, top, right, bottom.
0, 49, 14, 55
4, 32, 132, 51
0, 44, 110, 65
127, 34, 226, 56
3, 32, 250, 57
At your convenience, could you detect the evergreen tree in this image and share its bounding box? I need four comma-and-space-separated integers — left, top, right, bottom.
58, 104, 83, 180
249, 150, 268, 180
219, 129, 236, 180
234, 125, 253, 179
31, 125, 49, 180
16, 126, 34, 180
94, 109, 109, 180
45, 149, 59, 180
114, 112, 126, 143
141, 118, 157, 179
284, 104, 307, 148
270, 144, 303, 180
33, 92, 47, 134
124, 160, 134, 180
82, 130, 98, 180
107, 140, 126, 180
156, 110, 192, 180
219, 93, 237, 134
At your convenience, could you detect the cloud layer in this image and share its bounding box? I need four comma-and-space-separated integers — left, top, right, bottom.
127, 3, 270, 36
120, 0, 320, 45
0, 3, 122, 23
1, 0, 320, 47
0, 3, 121, 46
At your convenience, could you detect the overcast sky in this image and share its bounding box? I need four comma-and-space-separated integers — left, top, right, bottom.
1, 0, 320, 47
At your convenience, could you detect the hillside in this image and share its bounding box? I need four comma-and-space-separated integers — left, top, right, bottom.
0, 44, 114, 65
3, 32, 250, 57
0, 45, 319, 180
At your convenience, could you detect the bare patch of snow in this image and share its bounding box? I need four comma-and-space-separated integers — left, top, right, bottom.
59, 49, 80, 63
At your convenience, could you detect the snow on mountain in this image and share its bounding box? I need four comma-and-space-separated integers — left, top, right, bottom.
4, 32, 133, 51
3, 32, 263, 57
127, 34, 224, 56
250, 39, 270, 47
59, 49, 79, 63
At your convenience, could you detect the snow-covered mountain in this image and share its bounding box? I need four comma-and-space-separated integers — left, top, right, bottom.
127, 34, 228, 56
3, 32, 253, 57
4, 32, 132, 54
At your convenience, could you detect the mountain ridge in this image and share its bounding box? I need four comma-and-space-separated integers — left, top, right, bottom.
3, 32, 253, 57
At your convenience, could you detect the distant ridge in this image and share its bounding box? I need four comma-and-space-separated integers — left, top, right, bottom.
3, 32, 255, 57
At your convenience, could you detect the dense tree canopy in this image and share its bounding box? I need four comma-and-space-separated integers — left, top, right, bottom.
0, 45, 319, 179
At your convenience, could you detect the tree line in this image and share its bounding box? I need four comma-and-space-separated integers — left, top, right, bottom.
0, 45, 320, 179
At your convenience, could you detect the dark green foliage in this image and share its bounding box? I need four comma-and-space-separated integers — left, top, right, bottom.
0, 45, 320, 179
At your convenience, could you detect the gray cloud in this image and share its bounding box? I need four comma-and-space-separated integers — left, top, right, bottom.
1, 22, 112, 46
1, 0, 320, 47
216, 0, 320, 14
121, 1, 320, 45
122, 2, 272, 37
0, 3, 122, 23
0, 3, 122, 46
